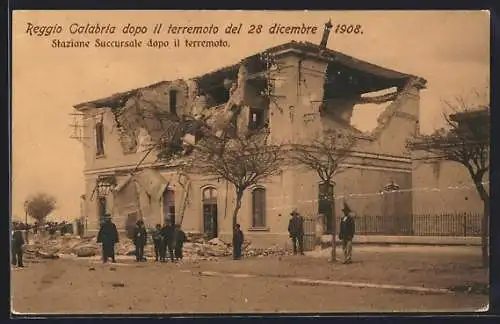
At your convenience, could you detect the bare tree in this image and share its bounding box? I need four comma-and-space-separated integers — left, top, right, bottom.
187, 129, 285, 256
290, 129, 357, 262
24, 193, 57, 227
409, 90, 490, 267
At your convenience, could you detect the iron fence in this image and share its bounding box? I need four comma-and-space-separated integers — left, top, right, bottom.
352, 212, 482, 237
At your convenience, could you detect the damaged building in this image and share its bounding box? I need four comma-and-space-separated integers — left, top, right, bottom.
73, 33, 427, 246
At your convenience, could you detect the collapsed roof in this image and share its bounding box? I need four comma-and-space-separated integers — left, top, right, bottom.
74, 40, 426, 111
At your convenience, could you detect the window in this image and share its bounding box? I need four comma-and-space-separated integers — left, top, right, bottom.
248, 109, 266, 130
202, 187, 217, 202
251, 188, 266, 228
97, 197, 107, 224
169, 90, 178, 115
95, 122, 105, 156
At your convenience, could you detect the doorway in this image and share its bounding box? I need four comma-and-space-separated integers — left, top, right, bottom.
318, 182, 334, 234
163, 189, 175, 225
202, 187, 218, 239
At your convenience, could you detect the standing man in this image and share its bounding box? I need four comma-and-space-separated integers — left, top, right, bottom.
173, 224, 187, 261
288, 209, 305, 255
232, 224, 244, 260
133, 220, 148, 262
152, 224, 163, 262
159, 223, 169, 262
161, 221, 175, 262
339, 202, 356, 264
11, 224, 25, 268
97, 214, 119, 263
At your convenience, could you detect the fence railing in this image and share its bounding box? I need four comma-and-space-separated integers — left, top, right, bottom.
351, 212, 482, 237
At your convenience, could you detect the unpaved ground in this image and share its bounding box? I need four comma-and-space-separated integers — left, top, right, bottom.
11, 245, 489, 314
183, 245, 489, 289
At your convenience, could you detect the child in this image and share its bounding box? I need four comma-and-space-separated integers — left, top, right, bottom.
174, 224, 187, 261
152, 224, 163, 262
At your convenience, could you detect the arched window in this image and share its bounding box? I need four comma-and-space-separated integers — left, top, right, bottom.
251, 188, 266, 228
95, 122, 105, 156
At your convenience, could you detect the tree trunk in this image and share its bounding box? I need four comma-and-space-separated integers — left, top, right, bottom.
232, 190, 243, 257
329, 189, 337, 263
473, 177, 489, 268
481, 199, 489, 267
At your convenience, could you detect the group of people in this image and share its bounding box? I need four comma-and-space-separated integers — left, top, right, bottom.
136, 220, 187, 262
287, 202, 356, 264
95, 203, 356, 265
96, 214, 188, 263
10, 220, 75, 268
11, 220, 75, 236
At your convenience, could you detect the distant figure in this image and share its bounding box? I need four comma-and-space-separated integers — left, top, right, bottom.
97, 214, 119, 263
232, 223, 244, 260
339, 202, 356, 264
60, 221, 67, 236
173, 224, 187, 261
152, 224, 163, 262
11, 225, 25, 268
133, 220, 148, 262
288, 209, 305, 255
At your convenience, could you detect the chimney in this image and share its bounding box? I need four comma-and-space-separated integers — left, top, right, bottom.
319, 19, 333, 48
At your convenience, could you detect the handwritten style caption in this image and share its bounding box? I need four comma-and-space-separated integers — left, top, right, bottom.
25, 22, 365, 49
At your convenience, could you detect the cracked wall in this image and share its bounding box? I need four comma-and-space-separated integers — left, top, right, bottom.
411, 150, 488, 214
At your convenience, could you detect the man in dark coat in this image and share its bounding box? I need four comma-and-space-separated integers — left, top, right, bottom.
152, 224, 163, 262
133, 220, 148, 262
159, 223, 168, 262
160, 222, 175, 262
97, 214, 119, 263
173, 224, 187, 261
339, 202, 356, 264
232, 223, 244, 260
11, 224, 25, 268
288, 209, 304, 255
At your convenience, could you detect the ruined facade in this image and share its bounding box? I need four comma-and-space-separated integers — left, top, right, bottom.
74, 40, 428, 247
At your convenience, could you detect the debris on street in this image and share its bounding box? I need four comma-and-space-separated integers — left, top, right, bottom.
22, 233, 293, 261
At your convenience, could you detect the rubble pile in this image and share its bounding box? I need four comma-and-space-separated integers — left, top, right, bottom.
23, 234, 293, 260
244, 244, 293, 257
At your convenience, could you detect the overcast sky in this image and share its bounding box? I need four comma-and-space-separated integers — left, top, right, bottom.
12, 10, 489, 221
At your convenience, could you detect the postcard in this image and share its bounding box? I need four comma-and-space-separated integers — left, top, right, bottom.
11, 10, 490, 315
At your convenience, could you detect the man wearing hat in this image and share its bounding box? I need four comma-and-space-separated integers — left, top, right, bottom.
288, 209, 305, 255
97, 214, 119, 263
133, 219, 148, 262
339, 202, 356, 264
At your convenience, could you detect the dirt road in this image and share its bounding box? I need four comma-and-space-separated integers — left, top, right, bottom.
11, 249, 488, 314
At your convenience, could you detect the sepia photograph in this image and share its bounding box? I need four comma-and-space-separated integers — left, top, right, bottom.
11, 10, 490, 314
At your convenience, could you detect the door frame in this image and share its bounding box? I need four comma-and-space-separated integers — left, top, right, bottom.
201, 186, 218, 238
